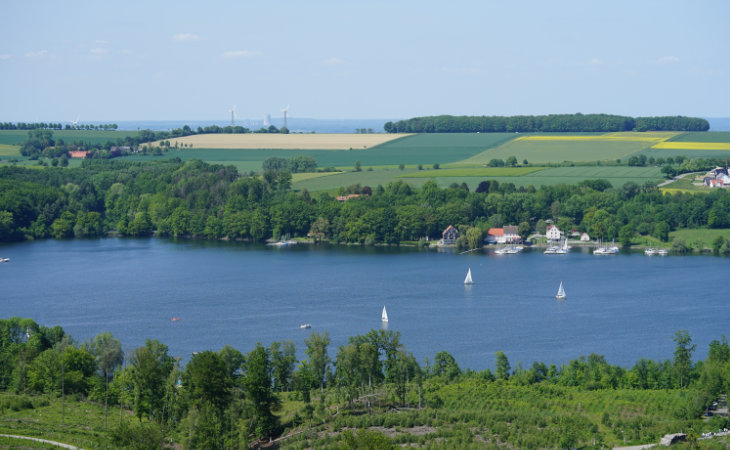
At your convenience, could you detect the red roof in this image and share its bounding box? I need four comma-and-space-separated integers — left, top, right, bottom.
487, 228, 504, 236
336, 194, 360, 201
68, 150, 90, 158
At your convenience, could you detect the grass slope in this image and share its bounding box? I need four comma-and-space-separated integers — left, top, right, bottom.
0, 393, 119, 448
669, 228, 730, 250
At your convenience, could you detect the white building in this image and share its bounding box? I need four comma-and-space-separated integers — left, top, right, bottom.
546, 225, 562, 241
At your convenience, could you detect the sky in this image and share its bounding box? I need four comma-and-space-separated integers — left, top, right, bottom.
1, 0, 729, 122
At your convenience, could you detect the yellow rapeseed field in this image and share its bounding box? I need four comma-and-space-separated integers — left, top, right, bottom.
155, 133, 410, 150
651, 142, 730, 151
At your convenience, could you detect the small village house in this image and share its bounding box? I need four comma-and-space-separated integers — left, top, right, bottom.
485, 226, 520, 244
503, 225, 521, 244
67, 150, 90, 158
546, 224, 562, 241
442, 225, 459, 245
336, 194, 361, 201
486, 228, 504, 244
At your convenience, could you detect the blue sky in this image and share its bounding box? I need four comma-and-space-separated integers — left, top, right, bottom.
1, 1, 728, 122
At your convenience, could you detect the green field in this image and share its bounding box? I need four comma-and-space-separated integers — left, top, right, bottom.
640, 147, 730, 160
668, 131, 730, 142
128, 133, 514, 169
291, 166, 663, 192
292, 168, 424, 192
461, 135, 657, 164
0, 144, 19, 156
0, 129, 141, 146
399, 166, 544, 178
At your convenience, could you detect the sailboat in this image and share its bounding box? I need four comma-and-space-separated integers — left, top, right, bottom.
556, 282, 566, 300
381, 306, 389, 323
464, 268, 473, 284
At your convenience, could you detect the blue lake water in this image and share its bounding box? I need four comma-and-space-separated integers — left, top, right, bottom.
1, 238, 728, 371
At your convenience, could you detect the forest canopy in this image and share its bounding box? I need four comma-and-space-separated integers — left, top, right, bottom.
384, 114, 710, 133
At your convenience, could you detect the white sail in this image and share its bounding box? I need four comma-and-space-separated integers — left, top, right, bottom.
381, 306, 389, 322
556, 282, 566, 299
464, 268, 473, 284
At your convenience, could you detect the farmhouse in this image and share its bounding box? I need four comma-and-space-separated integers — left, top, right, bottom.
67, 150, 90, 158
703, 167, 730, 188
546, 225, 562, 241
336, 194, 360, 201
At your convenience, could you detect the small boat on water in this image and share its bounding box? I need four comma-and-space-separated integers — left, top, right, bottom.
656, 248, 669, 256
267, 240, 297, 247
464, 268, 473, 285
546, 239, 569, 255
556, 281, 566, 300
300, 323, 311, 329
644, 248, 656, 256
381, 306, 389, 323
0, 257, 9, 263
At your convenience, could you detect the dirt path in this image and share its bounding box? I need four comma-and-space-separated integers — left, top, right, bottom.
657, 171, 697, 187
0, 433, 82, 449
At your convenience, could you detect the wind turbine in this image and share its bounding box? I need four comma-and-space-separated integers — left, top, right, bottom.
229, 105, 236, 127
281, 105, 290, 129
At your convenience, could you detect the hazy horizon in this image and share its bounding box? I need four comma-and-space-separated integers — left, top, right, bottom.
2, 1, 728, 122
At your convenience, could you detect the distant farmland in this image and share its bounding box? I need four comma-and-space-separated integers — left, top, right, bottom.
459, 132, 676, 164
0, 130, 140, 146
131, 133, 515, 172
159, 133, 409, 150
640, 131, 730, 159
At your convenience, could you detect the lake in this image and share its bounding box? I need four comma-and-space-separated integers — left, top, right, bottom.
1, 238, 728, 371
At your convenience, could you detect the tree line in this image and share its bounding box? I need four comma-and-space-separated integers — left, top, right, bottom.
1, 316, 727, 447
0, 122, 119, 131
3, 159, 730, 250
384, 114, 710, 133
